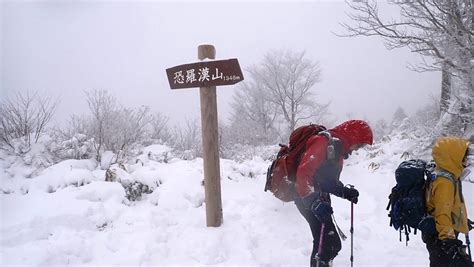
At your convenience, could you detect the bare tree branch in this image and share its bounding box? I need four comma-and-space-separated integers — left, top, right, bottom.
340, 0, 473, 133
0, 91, 58, 152
245, 49, 328, 133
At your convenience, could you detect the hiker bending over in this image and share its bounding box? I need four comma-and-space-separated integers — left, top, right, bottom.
294, 120, 373, 267
423, 137, 472, 267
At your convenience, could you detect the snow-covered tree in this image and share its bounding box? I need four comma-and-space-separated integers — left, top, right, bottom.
106, 105, 154, 161
246, 49, 330, 136
149, 113, 171, 144
170, 118, 202, 159
342, 0, 473, 134
85, 89, 117, 161
227, 79, 279, 145
411, 97, 441, 135
372, 119, 390, 141
391, 107, 408, 130
56, 90, 170, 163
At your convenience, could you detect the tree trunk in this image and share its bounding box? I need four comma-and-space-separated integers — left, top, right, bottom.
440, 62, 451, 114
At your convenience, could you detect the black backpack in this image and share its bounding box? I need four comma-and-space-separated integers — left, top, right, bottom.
386, 159, 435, 244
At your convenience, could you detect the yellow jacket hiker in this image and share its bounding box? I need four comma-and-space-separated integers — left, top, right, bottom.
427, 137, 469, 239
423, 136, 472, 267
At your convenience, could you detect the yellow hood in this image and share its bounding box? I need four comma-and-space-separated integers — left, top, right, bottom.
432, 137, 470, 178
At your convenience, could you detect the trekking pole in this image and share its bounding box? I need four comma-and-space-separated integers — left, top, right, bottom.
316, 223, 326, 267
350, 187, 355, 267
332, 214, 347, 241
466, 234, 472, 263
346, 184, 355, 267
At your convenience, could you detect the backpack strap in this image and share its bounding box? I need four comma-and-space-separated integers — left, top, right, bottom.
435, 170, 457, 184
433, 169, 465, 229
318, 131, 341, 161
434, 169, 457, 198
439, 169, 464, 201
432, 169, 459, 212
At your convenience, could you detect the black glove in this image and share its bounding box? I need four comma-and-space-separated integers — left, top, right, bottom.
311, 200, 333, 223
468, 219, 474, 231
343, 187, 359, 204
418, 216, 436, 235
438, 239, 465, 259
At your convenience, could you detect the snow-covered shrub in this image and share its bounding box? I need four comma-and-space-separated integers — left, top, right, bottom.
101, 151, 118, 170
105, 163, 127, 182
142, 144, 173, 163
220, 117, 279, 149
121, 180, 153, 201
0, 91, 57, 152
48, 133, 94, 160
376, 100, 441, 159
26, 159, 99, 193
54, 90, 171, 166
223, 157, 269, 181
173, 150, 197, 161
221, 144, 277, 162
389, 107, 407, 132
371, 119, 390, 142
148, 113, 173, 146
0, 136, 57, 179
105, 163, 155, 201
169, 118, 202, 160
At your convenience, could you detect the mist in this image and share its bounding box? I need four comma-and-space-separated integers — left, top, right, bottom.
1, 1, 440, 126
2, 3, 473, 266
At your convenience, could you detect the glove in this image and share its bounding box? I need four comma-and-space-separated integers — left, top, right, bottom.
343, 187, 359, 204
311, 200, 333, 223
438, 239, 465, 260
418, 216, 436, 235
468, 219, 474, 231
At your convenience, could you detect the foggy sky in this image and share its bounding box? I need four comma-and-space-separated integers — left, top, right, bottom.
1, 1, 441, 127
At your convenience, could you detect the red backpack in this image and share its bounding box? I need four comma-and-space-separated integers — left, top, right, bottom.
264, 124, 327, 202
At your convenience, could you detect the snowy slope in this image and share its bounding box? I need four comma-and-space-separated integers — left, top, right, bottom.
1, 136, 473, 266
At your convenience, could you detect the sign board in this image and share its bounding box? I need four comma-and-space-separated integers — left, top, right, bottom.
166, 58, 244, 89
166, 45, 238, 227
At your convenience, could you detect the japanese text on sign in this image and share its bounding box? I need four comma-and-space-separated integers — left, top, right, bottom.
166, 58, 244, 89
173, 67, 241, 85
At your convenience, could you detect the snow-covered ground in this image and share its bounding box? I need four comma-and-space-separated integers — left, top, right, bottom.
1, 137, 473, 266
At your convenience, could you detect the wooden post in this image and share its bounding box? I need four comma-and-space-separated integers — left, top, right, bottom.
198, 44, 223, 227
166, 46, 243, 227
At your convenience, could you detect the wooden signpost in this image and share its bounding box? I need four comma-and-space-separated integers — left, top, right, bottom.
166, 45, 244, 227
